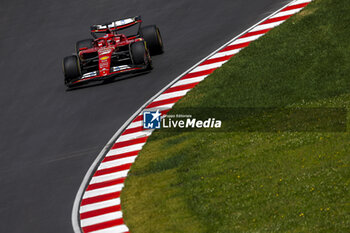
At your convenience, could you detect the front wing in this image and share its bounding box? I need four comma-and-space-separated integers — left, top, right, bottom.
68, 64, 149, 87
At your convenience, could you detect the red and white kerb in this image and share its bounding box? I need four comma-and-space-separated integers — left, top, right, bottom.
77, 0, 312, 232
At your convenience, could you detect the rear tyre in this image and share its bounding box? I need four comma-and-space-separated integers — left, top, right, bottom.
130, 41, 150, 66
63, 55, 81, 85
139, 25, 163, 55
75, 39, 94, 54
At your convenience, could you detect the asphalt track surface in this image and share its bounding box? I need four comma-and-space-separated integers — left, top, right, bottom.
0, 0, 289, 232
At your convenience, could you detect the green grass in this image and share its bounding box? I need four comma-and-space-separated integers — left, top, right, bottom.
122, 0, 350, 232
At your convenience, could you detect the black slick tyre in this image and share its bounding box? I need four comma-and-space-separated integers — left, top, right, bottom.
63, 55, 81, 85
130, 41, 149, 65
139, 25, 163, 55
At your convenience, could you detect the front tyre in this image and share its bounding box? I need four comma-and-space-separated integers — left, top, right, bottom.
130, 41, 151, 67
63, 55, 81, 85
139, 25, 163, 55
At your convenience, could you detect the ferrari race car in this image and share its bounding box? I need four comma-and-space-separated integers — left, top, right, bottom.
62, 16, 163, 87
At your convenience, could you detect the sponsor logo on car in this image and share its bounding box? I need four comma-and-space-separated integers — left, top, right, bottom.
82, 71, 98, 79
99, 48, 112, 55
112, 65, 130, 72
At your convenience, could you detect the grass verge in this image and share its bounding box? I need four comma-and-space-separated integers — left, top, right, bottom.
122, 0, 350, 232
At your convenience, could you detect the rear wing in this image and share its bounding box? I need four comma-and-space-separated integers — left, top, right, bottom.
90, 16, 142, 33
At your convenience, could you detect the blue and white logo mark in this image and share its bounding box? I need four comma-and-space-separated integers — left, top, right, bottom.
143, 110, 161, 129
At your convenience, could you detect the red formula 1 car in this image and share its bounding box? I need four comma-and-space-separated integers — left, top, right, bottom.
62, 16, 163, 88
